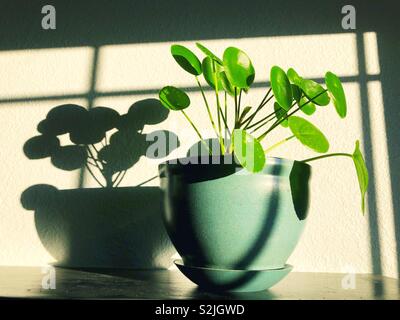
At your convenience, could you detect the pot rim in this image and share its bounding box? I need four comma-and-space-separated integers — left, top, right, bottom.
159, 155, 310, 170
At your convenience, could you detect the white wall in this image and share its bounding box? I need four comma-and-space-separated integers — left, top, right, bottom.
0, 1, 398, 279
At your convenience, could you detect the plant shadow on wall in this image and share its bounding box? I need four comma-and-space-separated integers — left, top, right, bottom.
20, 99, 180, 269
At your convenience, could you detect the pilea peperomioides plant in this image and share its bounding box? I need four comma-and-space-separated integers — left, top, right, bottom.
159, 43, 369, 213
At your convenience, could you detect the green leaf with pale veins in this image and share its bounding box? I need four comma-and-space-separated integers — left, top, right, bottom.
223, 47, 255, 89
325, 71, 347, 118
232, 129, 265, 172
300, 79, 330, 106
288, 116, 329, 153
159, 86, 190, 111
171, 44, 202, 76
287, 68, 303, 86
196, 42, 223, 65
274, 102, 289, 128
270, 66, 292, 111
202, 56, 223, 90
299, 96, 316, 115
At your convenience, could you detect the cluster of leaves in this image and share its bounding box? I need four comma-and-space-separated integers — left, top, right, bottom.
158, 43, 368, 213
24, 100, 178, 188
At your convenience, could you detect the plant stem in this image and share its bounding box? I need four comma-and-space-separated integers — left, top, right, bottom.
224, 91, 228, 143
112, 171, 123, 185
264, 135, 295, 154
258, 90, 328, 141
136, 175, 158, 187
86, 146, 103, 171
85, 164, 105, 187
114, 170, 127, 187
250, 117, 276, 134
212, 61, 225, 154
195, 76, 220, 141
181, 110, 212, 155
181, 110, 204, 141
242, 88, 272, 129
234, 87, 238, 128
302, 153, 352, 163
237, 89, 242, 120
246, 109, 276, 130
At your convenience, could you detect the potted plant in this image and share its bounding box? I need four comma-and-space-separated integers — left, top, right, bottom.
21, 99, 179, 269
158, 43, 368, 292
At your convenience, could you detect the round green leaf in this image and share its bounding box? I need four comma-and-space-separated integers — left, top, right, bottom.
300, 79, 330, 106
291, 84, 302, 103
299, 96, 316, 115
196, 42, 223, 65
325, 71, 347, 118
232, 129, 265, 172
352, 140, 369, 213
159, 86, 190, 111
287, 68, 303, 85
270, 66, 293, 111
170, 45, 202, 76
274, 102, 289, 128
223, 47, 255, 89
288, 116, 329, 153
202, 57, 223, 90
219, 71, 235, 96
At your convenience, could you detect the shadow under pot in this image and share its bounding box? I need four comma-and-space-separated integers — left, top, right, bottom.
21, 186, 175, 269
159, 156, 311, 271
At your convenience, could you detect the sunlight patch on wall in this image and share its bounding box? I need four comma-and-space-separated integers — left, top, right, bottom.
96, 33, 358, 93
363, 32, 380, 75
0, 47, 94, 99
367, 80, 397, 276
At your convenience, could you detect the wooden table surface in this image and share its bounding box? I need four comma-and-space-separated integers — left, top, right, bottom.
0, 267, 399, 300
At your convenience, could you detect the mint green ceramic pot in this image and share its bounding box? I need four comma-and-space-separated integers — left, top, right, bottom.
159, 156, 311, 270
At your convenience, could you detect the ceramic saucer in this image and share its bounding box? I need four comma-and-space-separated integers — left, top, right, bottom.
174, 259, 292, 292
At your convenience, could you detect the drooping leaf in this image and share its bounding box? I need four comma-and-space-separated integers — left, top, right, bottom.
270, 66, 292, 111
291, 84, 302, 103
195, 42, 223, 65
159, 86, 190, 111
202, 56, 223, 90
325, 71, 347, 118
274, 102, 289, 128
299, 96, 316, 115
352, 140, 369, 213
223, 47, 255, 89
51, 145, 87, 171
170, 44, 202, 76
288, 116, 329, 153
232, 129, 265, 172
287, 68, 303, 86
300, 79, 330, 106
219, 71, 235, 96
